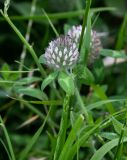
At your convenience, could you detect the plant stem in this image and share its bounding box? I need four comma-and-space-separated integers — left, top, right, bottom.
115, 12, 127, 50
53, 94, 70, 160
0, 10, 62, 99
58, 114, 84, 160
19, 0, 37, 75
75, 87, 89, 123
0, 7, 115, 21
113, 121, 126, 160
42, 9, 59, 37
0, 116, 16, 160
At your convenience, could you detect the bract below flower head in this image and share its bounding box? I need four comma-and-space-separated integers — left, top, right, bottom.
44, 36, 79, 70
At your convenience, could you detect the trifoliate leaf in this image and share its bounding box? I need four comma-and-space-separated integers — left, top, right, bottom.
93, 59, 105, 83
39, 54, 46, 64
100, 49, 127, 58
15, 87, 48, 100
75, 65, 95, 85
1, 63, 10, 80
41, 72, 58, 91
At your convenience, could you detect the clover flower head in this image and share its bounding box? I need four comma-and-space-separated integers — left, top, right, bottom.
89, 30, 102, 64
67, 25, 102, 64
44, 36, 79, 69
67, 25, 82, 43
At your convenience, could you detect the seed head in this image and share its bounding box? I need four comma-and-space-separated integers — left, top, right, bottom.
44, 36, 79, 69
67, 25, 102, 64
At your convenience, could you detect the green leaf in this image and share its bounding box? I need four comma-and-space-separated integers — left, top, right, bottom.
0, 139, 12, 160
58, 72, 75, 95
86, 99, 126, 111
66, 122, 100, 160
75, 65, 95, 85
17, 77, 41, 85
1, 63, 10, 80
115, 12, 127, 50
0, 70, 22, 82
90, 137, 127, 160
15, 87, 47, 100
83, 12, 92, 64
100, 132, 118, 140
7, 96, 62, 106
59, 114, 84, 160
0, 116, 16, 160
112, 117, 127, 136
112, 117, 123, 135
41, 72, 58, 91
47, 132, 57, 160
54, 94, 70, 160
79, 0, 91, 62
1, 7, 116, 22
39, 54, 47, 64
93, 59, 105, 83
100, 49, 127, 58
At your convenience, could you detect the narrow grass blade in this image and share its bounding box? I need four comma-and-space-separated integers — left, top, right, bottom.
19, 0, 37, 74
53, 95, 70, 160
0, 70, 39, 73
42, 9, 59, 37
0, 116, 16, 160
83, 12, 92, 64
22, 101, 58, 129
0, 139, 12, 160
90, 137, 127, 160
7, 95, 63, 105
86, 99, 127, 111
19, 106, 52, 160
0, 7, 116, 21
113, 120, 127, 160
115, 12, 127, 50
91, 84, 115, 113
79, 0, 92, 52
66, 123, 101, 160
58, 114, 84, 160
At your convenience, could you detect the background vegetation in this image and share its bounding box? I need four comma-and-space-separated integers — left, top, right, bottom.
0, 0, 127, 160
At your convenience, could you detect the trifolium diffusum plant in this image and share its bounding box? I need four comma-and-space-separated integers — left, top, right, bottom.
39, 22, 103, 159
39, 25, 102, 95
